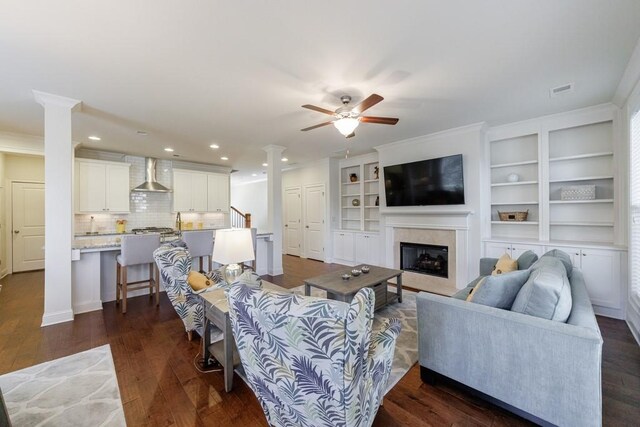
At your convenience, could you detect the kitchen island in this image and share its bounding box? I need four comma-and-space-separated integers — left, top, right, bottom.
71, 231, 273, 315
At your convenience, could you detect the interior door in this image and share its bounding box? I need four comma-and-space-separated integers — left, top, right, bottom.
304, 184, 325, 261
284, 187, 301, 256
12, 182, 45, 272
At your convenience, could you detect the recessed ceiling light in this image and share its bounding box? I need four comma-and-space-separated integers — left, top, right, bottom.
262, 163, 268, 167
210, 144, 219, 149
221, 156, 229, 161
164, 148, 174, 152
88, 136, 101, 141
252, 173, 257, 177
281, 157, 288, 162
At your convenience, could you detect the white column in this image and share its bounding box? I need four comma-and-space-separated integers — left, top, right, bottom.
263, 145, 286, 276
33, 90, 82, 327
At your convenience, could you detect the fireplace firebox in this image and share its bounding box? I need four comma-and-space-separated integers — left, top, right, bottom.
400, 242, 448, 278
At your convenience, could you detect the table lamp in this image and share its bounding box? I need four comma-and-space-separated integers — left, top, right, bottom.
212, 228, 255, 284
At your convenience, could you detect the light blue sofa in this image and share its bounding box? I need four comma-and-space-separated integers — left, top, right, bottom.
416, 251, 603, 427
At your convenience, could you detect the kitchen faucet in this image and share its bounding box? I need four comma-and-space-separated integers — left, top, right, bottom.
175, 211, 182, 236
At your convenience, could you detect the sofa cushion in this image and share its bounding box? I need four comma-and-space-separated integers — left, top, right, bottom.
511, 256, 572, 322
452, 276, 484, 300
467, 269, 530, 309
541, 249, 573, 277
492, 253, 518, 276
516, 250, 538, 270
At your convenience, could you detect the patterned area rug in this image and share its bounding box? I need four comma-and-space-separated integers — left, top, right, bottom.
0, 345, 125, 427
290, 285, 418, 393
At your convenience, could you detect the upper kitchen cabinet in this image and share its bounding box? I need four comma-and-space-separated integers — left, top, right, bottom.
173, 169, 228, 213
75, 159, 131, 213
173, 169, 208, 212
207, 173, 229, 213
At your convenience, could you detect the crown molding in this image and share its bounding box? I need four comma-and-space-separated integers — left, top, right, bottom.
374, 122, 486, 152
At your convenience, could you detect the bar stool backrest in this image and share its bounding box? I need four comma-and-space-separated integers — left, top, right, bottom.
182, 230, 214, 258
119, 234, 161, 266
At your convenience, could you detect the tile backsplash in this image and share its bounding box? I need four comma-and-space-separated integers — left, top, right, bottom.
74, 151, 228, 234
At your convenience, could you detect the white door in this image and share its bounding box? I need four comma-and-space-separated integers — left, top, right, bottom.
365, 234, 379, 265
12, 182, 45, 272
105, 164, 130, 212
511, 243, 544, 259
173, 170, 192, 212
484, 242, 512, 258
304, 184, 325, 261
207, 173, 230, 213
284, 187, 301, 256
547, 246, 581, 268
354, 234, 368, 265
579, 249, 621, 309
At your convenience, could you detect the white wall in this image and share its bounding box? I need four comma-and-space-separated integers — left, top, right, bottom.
231, 180, 268, 233
376, 123, 486, 281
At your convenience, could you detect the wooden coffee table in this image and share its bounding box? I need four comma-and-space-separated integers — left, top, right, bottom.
304, 265, 403, 311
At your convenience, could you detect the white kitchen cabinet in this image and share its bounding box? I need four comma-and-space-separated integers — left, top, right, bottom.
355, 233, 379, 265
207, 173, 230, 213
76, 159, 130, 213
173, 170, 208, 212
547, 246, 622, 310
333, 231, 355, 263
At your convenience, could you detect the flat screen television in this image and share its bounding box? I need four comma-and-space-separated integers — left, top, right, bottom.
383, 154, 465, 206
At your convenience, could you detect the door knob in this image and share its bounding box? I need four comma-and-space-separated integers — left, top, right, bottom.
14, 230, 19, 234
305, 225, 309, 228
285, 224, 288, 227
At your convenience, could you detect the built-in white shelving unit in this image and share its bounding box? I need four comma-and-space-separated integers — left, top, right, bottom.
339, 159, 380, 232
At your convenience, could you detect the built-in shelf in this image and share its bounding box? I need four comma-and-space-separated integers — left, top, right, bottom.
342, 219, 361, 222
491, 221, 539, 225
550, 221, 614, 227
364, 219, 379, 222
491, 180, 538, 187
549, 152, 613, 162
364, 179, 379, 183
490, 160, 538, 169
364, 206, 378, 208
342, 182, 360, 185
549, 175, 613, 183
491, 201, 538, 206
342, 194, 358, 197
549, 199, 614, 204
364, 192, 379, 196
342, 206, 360, 209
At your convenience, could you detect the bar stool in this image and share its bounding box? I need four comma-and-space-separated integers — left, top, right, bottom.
116, 233, 161, 314
182, 230, 214, 272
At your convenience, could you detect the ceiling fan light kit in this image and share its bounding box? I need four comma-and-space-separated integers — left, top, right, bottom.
301, 93, 399, 138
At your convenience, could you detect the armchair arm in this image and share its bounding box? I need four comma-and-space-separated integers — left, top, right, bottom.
479, 257, 498, 276
367, 318, 402, 393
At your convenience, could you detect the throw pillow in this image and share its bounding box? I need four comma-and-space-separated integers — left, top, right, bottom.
511, 257, 572, 322
516, 250, 539, 270
187, 271, 212, 291
492, 253, 517, 276
467, 269, 530, 309
541, 249, 573, 277
231, 270, 263, 289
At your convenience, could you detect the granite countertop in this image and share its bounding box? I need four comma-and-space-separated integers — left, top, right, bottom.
74, 227, 224, 238
73, 231, 273, 252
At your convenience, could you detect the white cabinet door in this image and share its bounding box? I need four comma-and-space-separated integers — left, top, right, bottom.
333, 232, 354, 263
485, 242, 512, 258
547, 246, 581, 268
579, 249, 621, 309
191, 173, 208, 212
355, 233, 379, 265
207, 173, 230, 213
77, 162, 106, 212
173, 170, 193, 212
105, 164, 130, 212
365, 234, 379, 265
511, 243, 544, 259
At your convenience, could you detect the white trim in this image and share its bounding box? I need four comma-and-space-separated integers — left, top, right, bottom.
380, 208, 474, 217
374, 122, 486, 152
33, 90, 82, 110
613, 37, 640, 107
73, 301, 103, 314
41, 309, 74, 327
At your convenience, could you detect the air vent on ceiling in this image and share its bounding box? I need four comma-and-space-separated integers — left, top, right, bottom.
550, 83, 574, 98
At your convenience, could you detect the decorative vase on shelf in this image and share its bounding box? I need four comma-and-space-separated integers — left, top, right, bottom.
352, 198, 360, 207
375, 196, 379, 206
507, 173, 520, 183
349, 173, 358, 182
374, 166, 379, 180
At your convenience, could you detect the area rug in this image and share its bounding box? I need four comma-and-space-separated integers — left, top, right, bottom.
0, 345, 126, 427
290, 285, 418, 393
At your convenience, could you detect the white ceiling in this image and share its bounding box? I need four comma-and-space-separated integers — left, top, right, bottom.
2, 1, 640, 183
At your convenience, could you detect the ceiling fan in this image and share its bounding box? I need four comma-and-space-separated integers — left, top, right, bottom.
301, 94, 399, 138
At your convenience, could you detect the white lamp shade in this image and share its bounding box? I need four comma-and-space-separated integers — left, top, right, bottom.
212, 228, 255, 265
333, 117, 359, 136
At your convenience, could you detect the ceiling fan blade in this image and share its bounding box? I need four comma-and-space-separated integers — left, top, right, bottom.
346, 132, 355, 138
302, 104, 337, 116
360, 116, 399, 125
301, 121, 334, 131
351, 94, 384, 114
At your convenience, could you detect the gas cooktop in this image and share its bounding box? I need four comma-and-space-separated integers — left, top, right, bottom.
130, 227, 176, 235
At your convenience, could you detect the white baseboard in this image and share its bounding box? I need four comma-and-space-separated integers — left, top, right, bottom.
41, 309, 74, 327
73, 301, 103, 314
593, 304, 625, 320
0, 268, 8, 279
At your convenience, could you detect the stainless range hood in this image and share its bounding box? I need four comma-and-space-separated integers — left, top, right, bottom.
131, 158, 172, 193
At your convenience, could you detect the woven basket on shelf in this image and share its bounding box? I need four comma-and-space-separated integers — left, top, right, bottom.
498, 210, 529, 222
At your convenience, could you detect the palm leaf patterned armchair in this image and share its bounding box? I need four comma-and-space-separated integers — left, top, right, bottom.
227, 284, 402, 427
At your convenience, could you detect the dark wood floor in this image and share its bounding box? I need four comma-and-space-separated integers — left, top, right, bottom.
0, 256, 639, 426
